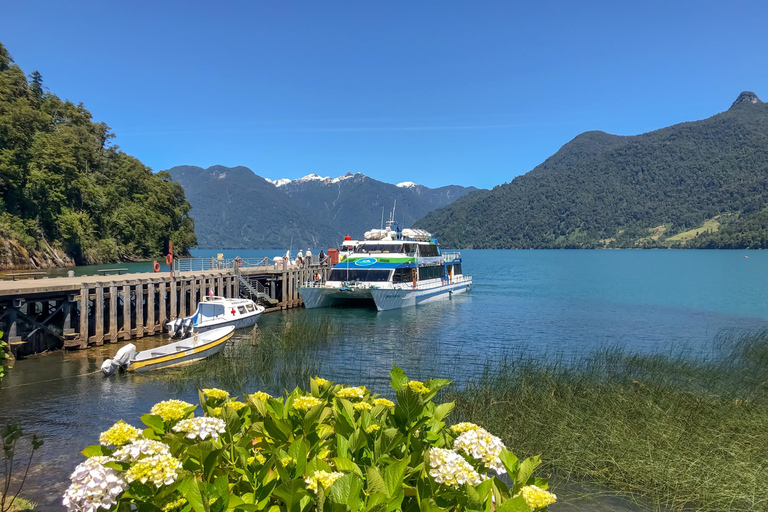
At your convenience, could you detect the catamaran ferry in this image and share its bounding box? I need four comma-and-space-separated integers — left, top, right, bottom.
299, 223, 471, 311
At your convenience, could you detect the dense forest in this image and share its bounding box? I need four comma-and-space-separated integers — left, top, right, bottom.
416, 92, 768, 249
0, 42, 196, 266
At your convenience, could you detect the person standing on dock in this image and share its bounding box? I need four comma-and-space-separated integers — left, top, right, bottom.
305, 248, 312, 264
319, 249, 326, 263
297, 249, 304, 266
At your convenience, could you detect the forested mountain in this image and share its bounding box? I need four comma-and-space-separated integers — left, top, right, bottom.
168, 166, 476, 249
416, 92, 768, 249
0, 42, 195, 268
168, 166, 339, 249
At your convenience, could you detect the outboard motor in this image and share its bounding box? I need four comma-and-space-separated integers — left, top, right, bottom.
181, 318, 194, 338
101, 343, 137, 376
169, 318, 185, 338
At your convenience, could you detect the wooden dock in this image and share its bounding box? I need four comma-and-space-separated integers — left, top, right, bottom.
0, 259, 331, 358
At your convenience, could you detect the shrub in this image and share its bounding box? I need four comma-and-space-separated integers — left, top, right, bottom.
64, 367, 554, 512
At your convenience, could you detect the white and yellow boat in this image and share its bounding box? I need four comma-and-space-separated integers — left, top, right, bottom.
100, 326, 235, 375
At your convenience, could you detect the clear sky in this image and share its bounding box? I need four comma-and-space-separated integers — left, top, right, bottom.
2, 0, 766, 189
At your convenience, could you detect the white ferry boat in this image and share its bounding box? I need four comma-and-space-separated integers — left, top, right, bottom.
299, 223, 471, 311
166, 296, 264, 338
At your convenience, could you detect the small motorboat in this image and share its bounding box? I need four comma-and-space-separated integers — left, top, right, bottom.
101, 326, 235, 375
167, 296, 265, 338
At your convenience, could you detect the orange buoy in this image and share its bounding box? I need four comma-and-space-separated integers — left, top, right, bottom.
153, 261, 161, 272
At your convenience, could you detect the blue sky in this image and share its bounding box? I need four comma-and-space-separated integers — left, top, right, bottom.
2, 1, 766, 189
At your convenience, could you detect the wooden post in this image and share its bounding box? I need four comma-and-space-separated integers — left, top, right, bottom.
180, 279, 187, 318
189, 277, 197, 314
122, 283, 131, 340
109, 283, 118, 343
170, 279, 177, 321
228, 275, 234, 298
159, 280, 167, 331
147, 280, 155, 335
94, 283, 104, 345
218, 275, 223, 297
281, 269, 287, 309
234, 274, 240, 298
79, 285, 89, 348
135, 281, 144, 338
63, 299, 73, 335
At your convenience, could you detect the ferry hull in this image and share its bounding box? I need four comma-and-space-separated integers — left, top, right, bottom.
299, 286, 374, 309
370, 280, 472, 311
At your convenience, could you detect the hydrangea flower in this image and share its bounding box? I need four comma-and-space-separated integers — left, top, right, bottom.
99, 421, 142, 446
427, 448, 484, 488
515, 485, 557, 509
227, 401, 247, 411
293, 395, 323, 411
172, 417, 227, 441
150, 400, 193, 422
280, 456, 296, 467
249, 391, 271, 402
247, 453, 266, 465
304, 470, 344, 493
315, 377, 330, 386
335, 386, 366, 400
353, 402, 372, 411
112, 439, 172, 462
63, 456, 125, 512
203, 388, 229, 401
450, 422, 482, 434
365, 424, 380, 434
161, 497, 187, 512
373, 398, 395, 408
407, 380, 430, 395
454, 428, 506, 473
125, 454, 182, 487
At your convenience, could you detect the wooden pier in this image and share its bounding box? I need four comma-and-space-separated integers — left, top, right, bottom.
0, 260, 331, 358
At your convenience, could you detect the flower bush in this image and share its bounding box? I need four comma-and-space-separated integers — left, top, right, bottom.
65, 367, 555, 512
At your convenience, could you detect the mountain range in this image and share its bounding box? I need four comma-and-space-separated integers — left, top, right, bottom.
416, 91, 768, 249
167, 166, 477, 249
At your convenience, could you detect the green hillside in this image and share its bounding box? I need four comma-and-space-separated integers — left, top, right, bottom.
416, 92, 768, 249
0, 42, 196, 266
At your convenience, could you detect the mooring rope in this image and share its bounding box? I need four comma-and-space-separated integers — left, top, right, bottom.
0, 369, 103, 389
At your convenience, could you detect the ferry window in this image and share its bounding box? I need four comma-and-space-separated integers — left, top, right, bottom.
418, 265, 445, 281
403, 243, 416, 254
453, 263, 462, 275
393, 268, 413, 283
358, 244, 403, 253
418, 244, 439, 257
246, 304, 255, 312
329, 269, 392, 282
237, 306, 247, 314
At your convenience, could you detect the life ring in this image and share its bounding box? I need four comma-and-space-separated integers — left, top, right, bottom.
166, 254, 172, 266
235, 256, 243, 266
153, 261, 161, 272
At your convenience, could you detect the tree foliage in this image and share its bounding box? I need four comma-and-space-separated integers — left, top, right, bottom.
416, 94, 768, 249
0, 41, 196, 264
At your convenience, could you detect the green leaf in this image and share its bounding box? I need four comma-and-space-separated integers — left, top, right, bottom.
333, 456, 363, 478
81, 444, 110, 458
179, 476, 208, 512
273, 480, 308, 512
365, 466, 387, 495
383, 458, 408, 498
432, 402, 454, 422
140, 413, 166, 433
494, 495, 531, 512
288, 437, 308, 475
395, 388, 424, 425
390, 366, 408, 391
212, 475, 230, 509
514, 455, 541, 492
499, 449, 519, 477
426, 378, 451, 395
328, 473, 363, 510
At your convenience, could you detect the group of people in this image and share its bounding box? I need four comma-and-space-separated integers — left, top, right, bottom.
273, 249, 327, 267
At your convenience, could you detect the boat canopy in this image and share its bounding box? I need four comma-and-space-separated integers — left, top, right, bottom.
193, 303, 226, 325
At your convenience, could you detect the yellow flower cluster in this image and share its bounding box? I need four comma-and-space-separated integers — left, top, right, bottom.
247, 453, 266, 465
373, 398, 395, 408
203, 388, 229, 401
304, 470, 344, 493
228, 401, 247, 411
161, 497, 187, 512
293, 396, 323, 411
210, 407, 222, 416
335, 386, 366, 400
150, 400, 193, 422
516, 485, 557, 510
353, 402, 372, 411
249, 391, 271, 402
99, 421, 142, 446
407, 380, 430, 394
280, 456, 296, 467
125, 454, 182, 487
450, 422, 481, 434
315, 377, 330, 386
365, 424, 380, 434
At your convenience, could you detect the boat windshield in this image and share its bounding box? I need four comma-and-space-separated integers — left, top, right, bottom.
329, 269, 391, 282
198, 303, 225, 321
356, 243, 403, 254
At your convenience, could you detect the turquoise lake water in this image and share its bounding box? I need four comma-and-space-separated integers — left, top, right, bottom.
1, 249, 766, 510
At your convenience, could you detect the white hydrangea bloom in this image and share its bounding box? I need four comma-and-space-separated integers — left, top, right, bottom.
112, 439, 172, 462
172, 416, 226, 441
63, 456, 125, 512
427, 447, 484, 488
454, 428, 507, 474
125, 454, 182, 487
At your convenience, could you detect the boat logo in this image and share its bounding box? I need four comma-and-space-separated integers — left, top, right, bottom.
355, 257, 377, 267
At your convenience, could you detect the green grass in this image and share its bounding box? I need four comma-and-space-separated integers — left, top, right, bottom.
446, 330, 768, 511
666, 216, 721, 242
6, 497, 37, 512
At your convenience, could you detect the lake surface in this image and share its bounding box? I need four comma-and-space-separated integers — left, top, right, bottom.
2, 249, 766, 511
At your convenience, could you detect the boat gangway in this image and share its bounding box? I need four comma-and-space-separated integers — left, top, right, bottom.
0, 257, 331, 358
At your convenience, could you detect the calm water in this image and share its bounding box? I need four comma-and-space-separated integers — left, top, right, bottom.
1, 250, 766, 511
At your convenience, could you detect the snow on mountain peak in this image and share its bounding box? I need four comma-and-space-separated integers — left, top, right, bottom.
397, 181, 418, 188
266, 178, 293, 187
